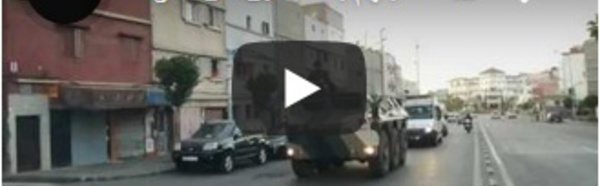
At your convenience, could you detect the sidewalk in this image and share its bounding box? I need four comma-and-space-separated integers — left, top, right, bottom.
3, 156, 175, 183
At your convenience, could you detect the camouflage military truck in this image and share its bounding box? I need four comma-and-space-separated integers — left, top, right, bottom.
286, 95, 409, 178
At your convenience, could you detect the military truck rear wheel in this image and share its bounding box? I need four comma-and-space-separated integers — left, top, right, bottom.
369, 130, 390, 177
291, 160, 317, 178
389, 128, 401, 170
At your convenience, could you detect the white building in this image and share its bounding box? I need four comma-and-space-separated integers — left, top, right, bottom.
152, 0, 227, 140
583, 39, 598, 96
302, 3, 345, 42
226, 0, 276, 132
560, 46, 588, 101
448, 68, 529, 110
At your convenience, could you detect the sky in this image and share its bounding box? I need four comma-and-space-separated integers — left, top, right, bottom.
299, 0, 598, 92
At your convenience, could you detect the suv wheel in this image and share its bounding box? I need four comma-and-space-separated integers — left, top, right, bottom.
219, 154, 234, 173
256, 148, 267, 165
291, 160, 317, 178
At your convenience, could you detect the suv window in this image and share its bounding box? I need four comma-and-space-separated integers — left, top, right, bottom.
192, 123, 229, 139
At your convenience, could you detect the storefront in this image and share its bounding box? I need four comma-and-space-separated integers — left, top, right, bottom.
58, 85, 148, 163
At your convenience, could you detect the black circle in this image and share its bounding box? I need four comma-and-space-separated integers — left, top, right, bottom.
28, 0, 100, 24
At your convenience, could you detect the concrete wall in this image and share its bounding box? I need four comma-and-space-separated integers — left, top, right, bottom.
70, 110, 107, 166
274, 0, 305, 40
305, 15, 328, 41
7, 94, 51, 173
226, 0, 274, 38
151, 0, 226, 58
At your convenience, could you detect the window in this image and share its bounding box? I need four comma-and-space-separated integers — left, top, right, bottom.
120, 36, 141, 62
207, 6, 224, 29
183, 0, 202, 23
64, 27, 85, 58
246, 16, 252, 30
261, 22, 270, 35
311, 24, 316, 32
183, 1, 224, 29
211, 59, 219, 77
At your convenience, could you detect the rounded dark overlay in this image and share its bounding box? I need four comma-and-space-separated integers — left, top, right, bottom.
28, 0, 100, 24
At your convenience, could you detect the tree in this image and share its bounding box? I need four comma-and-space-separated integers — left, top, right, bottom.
518, 99, 535, 111
588, 14, 598, 41
445, 96, 465, 112
582, 95, 598, 109
154, 56, 200, 143
563, 97, 575, 109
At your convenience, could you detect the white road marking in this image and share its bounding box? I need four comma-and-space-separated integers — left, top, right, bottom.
473, 129, 483, 186
581, 146, 598, 154
480, 123, 516, 186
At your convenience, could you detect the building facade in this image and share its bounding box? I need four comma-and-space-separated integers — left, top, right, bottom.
560, 46, 588, 101
528, 67, 561, 100
226, 0, 280, 134
274, 0, 305, 41
448, 68, 529, 110
583, 39, 598, 96
152, 0, 228, 141
302, 3, 345, 42
4, 0, 153, 173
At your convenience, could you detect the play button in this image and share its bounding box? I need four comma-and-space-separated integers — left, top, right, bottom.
285, 69, 320, 108
232, 41, 367, 135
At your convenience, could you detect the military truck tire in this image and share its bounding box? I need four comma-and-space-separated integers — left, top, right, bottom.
431, 133, 440, 147
369, 130, 390, 177
389, 127, 400, 170
292, 160, 317, 178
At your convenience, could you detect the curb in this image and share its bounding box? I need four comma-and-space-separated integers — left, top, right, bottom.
3, 167, 175, 183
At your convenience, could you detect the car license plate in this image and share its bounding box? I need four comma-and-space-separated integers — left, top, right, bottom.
182, 156, 198, 162
412, 136, 421, 140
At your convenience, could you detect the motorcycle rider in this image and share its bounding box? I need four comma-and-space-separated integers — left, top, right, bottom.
463, 113, 473, 132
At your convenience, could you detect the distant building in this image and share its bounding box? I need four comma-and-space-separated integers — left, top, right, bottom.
402, 79, 420, 96
528, 67, 561, 100
274, 0, 305, 41
302, 2, 345, 42
583, 39, 598, 96
559, 46, 588, 101
448, 68, 529, 110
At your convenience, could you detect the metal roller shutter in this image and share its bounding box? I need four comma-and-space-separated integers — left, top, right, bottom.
113, 109, 146, 158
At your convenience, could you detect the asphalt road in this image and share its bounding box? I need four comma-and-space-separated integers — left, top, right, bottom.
7, 116, 597, 186
479, 117, 598, 186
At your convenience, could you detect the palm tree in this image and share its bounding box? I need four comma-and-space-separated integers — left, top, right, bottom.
588, 14, 598, 41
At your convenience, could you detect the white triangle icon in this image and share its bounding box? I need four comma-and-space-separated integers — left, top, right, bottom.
285, 69, 321, 108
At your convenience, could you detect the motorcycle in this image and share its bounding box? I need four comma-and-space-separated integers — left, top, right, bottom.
464, 118, 473, 133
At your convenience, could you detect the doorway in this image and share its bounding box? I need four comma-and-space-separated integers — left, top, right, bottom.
16, 116, 41, 172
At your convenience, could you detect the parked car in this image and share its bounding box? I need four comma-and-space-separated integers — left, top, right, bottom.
507, 112, 517, 119
491, 112, 502, 119
546, 112, 563, 123
265, 135, 287, 159
445, 113, 459, 123
172, 120, 269, 173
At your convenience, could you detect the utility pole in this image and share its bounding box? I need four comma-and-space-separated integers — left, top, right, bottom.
415, 43, 421, 95
380, 28, 387, 96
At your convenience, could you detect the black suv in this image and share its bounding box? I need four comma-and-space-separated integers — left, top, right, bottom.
172, 120, 269, 173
